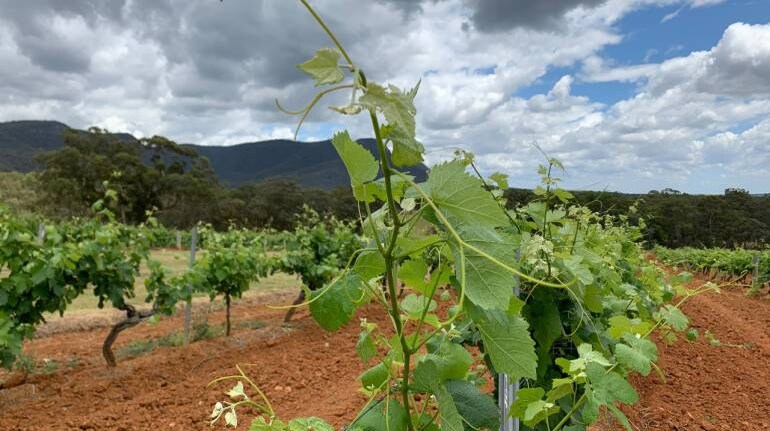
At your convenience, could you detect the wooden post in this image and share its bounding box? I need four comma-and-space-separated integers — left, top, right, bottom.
752, 253, 760, 290
183, 226, 198, 346
176, 231, 182, 250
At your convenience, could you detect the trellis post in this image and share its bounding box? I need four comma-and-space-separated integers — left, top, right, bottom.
183, 226, 198, 346
499, 250, 521, 431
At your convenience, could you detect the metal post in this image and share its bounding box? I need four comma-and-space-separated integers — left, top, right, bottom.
500, 251, 521, 431
37, 222, 46, 244
183, 226, 198, 346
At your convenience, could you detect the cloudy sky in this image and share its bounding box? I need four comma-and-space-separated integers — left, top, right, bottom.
1, 0, 769, 193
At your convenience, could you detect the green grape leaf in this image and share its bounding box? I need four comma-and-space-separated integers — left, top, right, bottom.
586, 362, 639, 405
400, 293, 436, 318
510, 388, 560, 427
413, 340, 473, 391
354, 250, 385, 280
583, 285, 604, 313
581, 388, 600, 424
428, 160, 508, 229
297, 48, 344, 86
368, 175, 412, 203
510, 388, 545, 418
523, 400, 560, 425
435, 384, 464, 431
427, 338, 473, 379
352, 399, 409, 431
607, 315, 653, 339
466, 302, 537, 379
524, 289, 562, 377
553, 188, 574, 203
309, 272, 367, 331
444, 380, 500, 430
546, 379, 574, 402
358, 362, 389, 389
575, 343, 612, 369
394, 234, 442, 257
249, 417, 285, 431
413, 358, 440, 392
489, 172, 509, 190
615, 335, 658, 376
331, 131, 379, 202
659, 304, 688, 331
452, 225, 517, 310
356, 331, 377, 363
508, 296, 526, 315
563, 255, 594, 285
360, 83, 417, 139
398, 259, 430, 293
607, 404, 634, 431
385, 125, 424, 167
287, 417, 335, 431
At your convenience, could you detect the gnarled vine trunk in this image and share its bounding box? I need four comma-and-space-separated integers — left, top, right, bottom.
283, 290, 306, 323
102, 304, 156, 367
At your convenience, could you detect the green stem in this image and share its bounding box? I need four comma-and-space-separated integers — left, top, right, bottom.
551, 394, 586, 431
543, 162, 553, 277
298, 0, 354, 66
369, 109, 414, 431
410, 267, 443, 351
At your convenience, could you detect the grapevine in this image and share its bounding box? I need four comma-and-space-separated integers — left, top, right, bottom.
208, 2, 702, 430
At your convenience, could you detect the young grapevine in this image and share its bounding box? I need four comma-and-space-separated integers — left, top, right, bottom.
208, 2, 703, 431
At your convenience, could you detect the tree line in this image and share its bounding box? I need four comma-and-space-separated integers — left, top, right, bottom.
1, 127, 768, 248
505, 187, 770, 248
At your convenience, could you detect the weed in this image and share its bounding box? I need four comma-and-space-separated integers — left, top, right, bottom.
116, 339, 157, 360
236, 320, 266, 330
65, 358, 79, 369
41, 359, 59, 374
14, 353, 35, 374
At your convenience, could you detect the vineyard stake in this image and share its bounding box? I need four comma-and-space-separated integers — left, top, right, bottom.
499, 250, 521, 431
183, 226, 198, 346
37, 222, 45, 244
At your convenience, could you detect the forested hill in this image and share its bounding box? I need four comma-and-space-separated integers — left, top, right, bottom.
0, 120, 428, 188
189, 138, 419, 189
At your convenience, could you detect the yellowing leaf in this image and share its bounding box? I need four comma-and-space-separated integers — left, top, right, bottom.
297, 48, 344, 86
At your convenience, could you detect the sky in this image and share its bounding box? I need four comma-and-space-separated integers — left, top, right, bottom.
0, 0, 769, 194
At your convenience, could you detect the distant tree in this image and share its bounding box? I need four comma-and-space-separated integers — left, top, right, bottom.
661, 188, 682, 195
725, 187, 749, 195
0, 172, 41, 214
36, 128, 219, 224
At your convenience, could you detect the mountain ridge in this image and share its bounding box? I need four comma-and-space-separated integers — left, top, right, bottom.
0, 120, 428, 188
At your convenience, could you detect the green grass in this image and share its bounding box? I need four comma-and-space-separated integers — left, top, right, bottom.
59, 249, 299, 313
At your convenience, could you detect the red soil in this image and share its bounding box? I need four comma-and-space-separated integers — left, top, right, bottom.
0, 280, 768, 430
598, 278, 770, 431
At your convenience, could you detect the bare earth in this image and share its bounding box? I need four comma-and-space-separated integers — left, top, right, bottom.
1, 278, 768, 431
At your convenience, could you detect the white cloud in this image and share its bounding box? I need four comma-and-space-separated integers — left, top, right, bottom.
581, 55, 658, 82
0, 0, 766, 193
